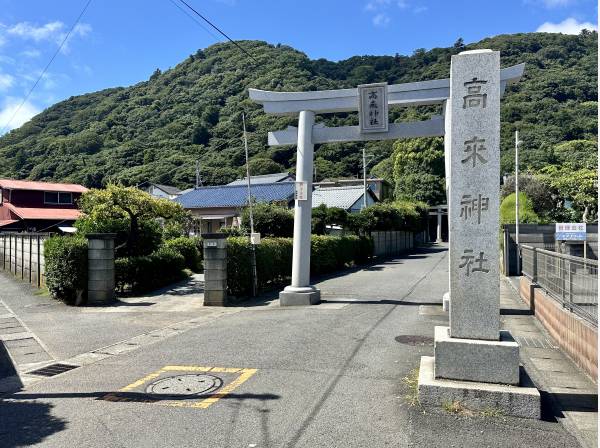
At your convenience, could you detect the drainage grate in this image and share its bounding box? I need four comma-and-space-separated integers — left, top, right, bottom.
394, 335, 434, 346
145, 374, 223, 398
27, 363, 79, 377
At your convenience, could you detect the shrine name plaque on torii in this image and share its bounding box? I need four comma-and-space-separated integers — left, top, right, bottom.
249, 58, 524, 307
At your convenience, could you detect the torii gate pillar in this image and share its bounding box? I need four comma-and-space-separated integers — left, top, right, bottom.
280, 110, 321, 305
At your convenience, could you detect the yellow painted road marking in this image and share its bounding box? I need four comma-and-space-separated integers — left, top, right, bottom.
105, 365, 258, 409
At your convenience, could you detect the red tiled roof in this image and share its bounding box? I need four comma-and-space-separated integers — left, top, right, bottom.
0, 178, 88, 193
5, 203, 82, 220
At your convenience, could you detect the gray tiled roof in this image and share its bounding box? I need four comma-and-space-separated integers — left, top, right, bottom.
227, 172, 293, 186
176, 182, 295, 208
312, 185, 374, 210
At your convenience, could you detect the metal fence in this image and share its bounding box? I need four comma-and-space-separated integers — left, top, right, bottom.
520, 244, 597, 327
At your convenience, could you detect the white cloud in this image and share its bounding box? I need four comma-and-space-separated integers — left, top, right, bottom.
21, 49, 41, 58
537, 17, 597, 34
7, 21, 64, 42
365, 0, 391, 11
0, 73, 14, 90
397, 0, 409, 9
373, 13, 391, 26
524, 0, 575, 8
5, 21, 91, 53
540, 0, 573, 7
0, 97, 40, 133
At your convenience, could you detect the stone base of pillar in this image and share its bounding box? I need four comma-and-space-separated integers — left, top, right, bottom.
433, 326, 520, 385
279, 285, 321, 306
417, 356, 540, 419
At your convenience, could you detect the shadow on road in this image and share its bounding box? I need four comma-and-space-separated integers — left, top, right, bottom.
4, 391, 281, 404
0, 400, 66, 448
322, 299, 442, 306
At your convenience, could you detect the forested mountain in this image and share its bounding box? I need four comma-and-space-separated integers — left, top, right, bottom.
0, 32, 596, 192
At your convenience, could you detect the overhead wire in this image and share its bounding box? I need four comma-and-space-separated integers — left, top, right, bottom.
0, 0, 94, 135
166, 0, 221, 41
175, 0, 259, 67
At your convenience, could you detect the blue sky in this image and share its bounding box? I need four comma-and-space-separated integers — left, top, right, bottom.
0, 0, 597, 134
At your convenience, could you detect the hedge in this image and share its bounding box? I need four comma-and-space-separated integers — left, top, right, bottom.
44, 236, 88, 305
226, 235, 373, 297
115, 246, 186, 294
163, 236, 203, 272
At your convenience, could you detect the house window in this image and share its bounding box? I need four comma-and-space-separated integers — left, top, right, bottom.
44, 191, 73, 205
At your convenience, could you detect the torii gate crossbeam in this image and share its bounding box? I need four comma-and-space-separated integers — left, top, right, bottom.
248, 62, 524, 306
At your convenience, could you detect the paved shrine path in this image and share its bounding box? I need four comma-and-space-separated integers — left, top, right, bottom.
0, 245, 584, 448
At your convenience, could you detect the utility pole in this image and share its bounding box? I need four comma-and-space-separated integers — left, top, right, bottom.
363, 148, 368, 209
242, 113, 258, 297
515, 129, 520, 275
362, 148, 374, 210
195, 160, 202, 189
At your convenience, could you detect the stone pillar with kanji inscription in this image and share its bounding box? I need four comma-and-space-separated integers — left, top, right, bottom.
418, 50, 540, 420
448, 50, 501, 340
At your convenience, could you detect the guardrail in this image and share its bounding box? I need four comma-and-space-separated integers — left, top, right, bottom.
520, 244, 597, 327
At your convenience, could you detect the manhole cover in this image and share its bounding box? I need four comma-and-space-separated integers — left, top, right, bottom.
394, 335, 434, 346
145, 374, 223, 397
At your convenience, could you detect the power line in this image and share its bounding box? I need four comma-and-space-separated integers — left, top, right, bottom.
0, 0, 94, 135
166, 0, 220, 41
175, 0, 259, 66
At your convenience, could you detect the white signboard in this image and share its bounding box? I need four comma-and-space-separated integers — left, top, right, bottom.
250, 232, 261, 245
295, 181, 308, 201
358, 82, 388, 133
555, 223, 586, 241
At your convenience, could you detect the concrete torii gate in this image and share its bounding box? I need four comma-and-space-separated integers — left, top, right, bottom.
249, 59, 524, 307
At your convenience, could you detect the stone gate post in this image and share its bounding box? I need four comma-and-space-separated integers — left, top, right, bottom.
87, 233, 116, 306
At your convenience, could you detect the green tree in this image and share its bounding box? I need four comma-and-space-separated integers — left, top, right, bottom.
246, 158, 285, 176
241, 203, 294, 237
539, 166, 597, 222
392, 137, 445, 205
76, 184, 187, 255
500, 192, 541, 224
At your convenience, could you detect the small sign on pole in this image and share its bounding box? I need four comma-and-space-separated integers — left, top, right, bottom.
295, 181, 308, 201
250, 232, 261, 245
555, 223, 586, 241
358, 82, 388, 134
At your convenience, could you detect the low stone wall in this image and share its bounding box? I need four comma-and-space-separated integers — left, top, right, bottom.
371, 231, 415, 258
519, 276, 597, 382
0, 233, 49, 288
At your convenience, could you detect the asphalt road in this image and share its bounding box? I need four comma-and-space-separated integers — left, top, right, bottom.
0, 245, 581, 447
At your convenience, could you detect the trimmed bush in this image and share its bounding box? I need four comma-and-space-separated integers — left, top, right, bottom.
226, 235, 373, 298
241, 203, 294, 237
44, 236, 88, 305
115, 246, 186, 294
500, 192, 541, 224
164, 236, 202, 271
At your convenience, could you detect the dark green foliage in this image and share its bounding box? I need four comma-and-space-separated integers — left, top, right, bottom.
226, 235, 373, 297
312, 204, 348, 235
115, 247, 186, 294
392, 137, 446, 205
0, 33, 595, 190
44, 236, 88, 305
245, 158, 285, 176
241, 203, 294, 237
349, 201, 428, 234
501, 174, 554, 216
163, 236, 203, 271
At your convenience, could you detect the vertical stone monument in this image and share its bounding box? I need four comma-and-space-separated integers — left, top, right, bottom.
87, 233, 116, 306
202, 233, 228, 306
418, 50, 540, 418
